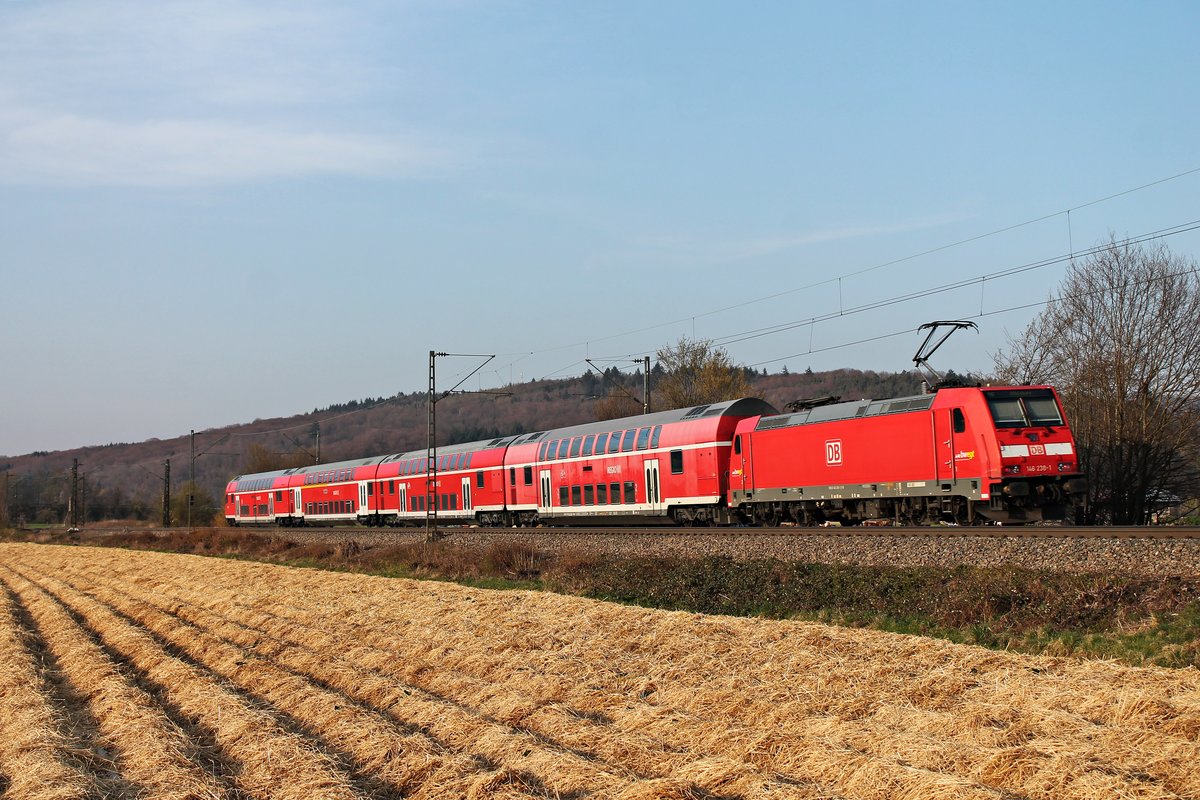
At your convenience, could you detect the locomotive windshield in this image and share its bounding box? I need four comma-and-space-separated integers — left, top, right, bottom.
984, 388, 1064, 429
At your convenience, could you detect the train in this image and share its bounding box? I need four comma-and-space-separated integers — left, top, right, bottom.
225, 383, 1088, 528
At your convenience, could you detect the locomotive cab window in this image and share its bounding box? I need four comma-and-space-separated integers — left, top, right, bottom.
953, 408, 966, 434
985, 389, 1064, 429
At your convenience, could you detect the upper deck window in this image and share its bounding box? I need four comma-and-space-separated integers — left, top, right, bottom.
984, 389, 1064, 429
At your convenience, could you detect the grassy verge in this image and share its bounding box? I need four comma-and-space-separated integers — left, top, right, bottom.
4, 527, 1199, 668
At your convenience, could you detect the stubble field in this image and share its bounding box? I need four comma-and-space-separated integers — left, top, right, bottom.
1, 542, 1199, 799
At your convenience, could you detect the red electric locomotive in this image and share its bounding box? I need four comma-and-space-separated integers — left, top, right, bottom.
728, 385, 1088, 525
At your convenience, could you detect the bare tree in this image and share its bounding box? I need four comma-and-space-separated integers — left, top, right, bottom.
654, 338, 752, 410
994, 237, 1200, 523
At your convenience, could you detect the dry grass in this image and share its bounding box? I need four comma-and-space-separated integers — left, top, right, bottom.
1, 542, 1198, 799
0, 582, 93, 800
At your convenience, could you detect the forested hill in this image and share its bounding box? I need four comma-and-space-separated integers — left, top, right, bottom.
1, 367, 926, 524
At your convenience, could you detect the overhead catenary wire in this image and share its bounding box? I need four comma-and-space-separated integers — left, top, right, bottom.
746, 261, 1200, 368
487, 164, 1200, 372
535, 217, 1200, 378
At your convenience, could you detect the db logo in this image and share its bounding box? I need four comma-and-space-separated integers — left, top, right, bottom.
1029, 444, 1046, 456
825, 439, 843, 466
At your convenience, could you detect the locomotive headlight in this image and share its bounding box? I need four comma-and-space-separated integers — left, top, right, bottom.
1058, 462, 1068, 472
1007, 465, 1021, 475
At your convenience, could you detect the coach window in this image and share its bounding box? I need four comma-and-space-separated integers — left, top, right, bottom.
597, 484, 608, 504
477, 470, 485, 489
651, 425, 663, 448
608, 432, 623, 454
610, 482, 621, 503
622, 429, 636, 451
594, 433, 608, 454
538, 442, 548, 461
670, 450, 684, 474
571, 486, 581, 505
584, 485, 594, 505
953, 408, 966, 434
569, 438, 582, 458
559, 486, 569, 506
389, 481, 395, 495
623, 482, 636, 504
636, 427, 651, 450
367, 483, 374, 496
582, 434, 595, 456
560, 440, 572, 459
523, 465, 533, 485
510, 467, 517, 486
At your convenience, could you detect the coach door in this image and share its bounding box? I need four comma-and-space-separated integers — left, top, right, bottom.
644, 459, 663, 515
268, 493, 274, 518
539, 469, 552, 512
360, 483, 368, 512
462, 477, 472, 515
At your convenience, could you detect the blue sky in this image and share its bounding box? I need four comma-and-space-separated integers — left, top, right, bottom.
2, 1, 1198, 456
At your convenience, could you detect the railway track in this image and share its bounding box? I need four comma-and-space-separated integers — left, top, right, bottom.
75, 524, 1200, 540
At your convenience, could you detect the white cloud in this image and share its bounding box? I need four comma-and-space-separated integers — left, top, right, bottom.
0, 109, 451, 187
0, 0, 457, 186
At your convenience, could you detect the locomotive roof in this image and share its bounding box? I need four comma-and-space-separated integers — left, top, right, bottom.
755, 392, 935, 432
510, 397, 778, 445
